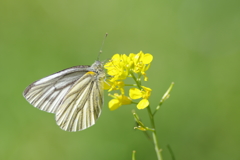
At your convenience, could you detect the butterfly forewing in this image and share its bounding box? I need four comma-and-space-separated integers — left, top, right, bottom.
23, 66, 91, 113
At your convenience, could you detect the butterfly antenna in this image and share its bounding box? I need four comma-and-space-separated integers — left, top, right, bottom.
97, 33, 108, 61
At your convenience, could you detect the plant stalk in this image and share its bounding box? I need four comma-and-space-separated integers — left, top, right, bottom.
147, 106, 163, 160
132, 71, 163, 160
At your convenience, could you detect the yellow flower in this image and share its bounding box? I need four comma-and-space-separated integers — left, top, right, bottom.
104, 54, 131, 82
129, 86, 152, 109
104, 51, 153, 111
104, 80, 125, 94
104, 51, 153, 82
108, 93, 132, 111
129, 51, 153, 81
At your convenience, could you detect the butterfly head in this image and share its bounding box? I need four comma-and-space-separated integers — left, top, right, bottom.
91, 61, 105, 75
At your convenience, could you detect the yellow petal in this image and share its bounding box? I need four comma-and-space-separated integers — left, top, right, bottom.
137, 99, 149, 109
137, 51, 144, 58
121, 95, 132, 105
142, 53, 153, 64
133, 53, 141, 64
142, 86, 152, 92
143, 76, 148, 81
107, 68, 117, 76
122, 54, 128, 62
112, 54, 120, 61
129, 53, 136, 59
103, 81, 112, 90
141, 86, 152, 99
109, 99, 121, 111
129, 88, 142, 99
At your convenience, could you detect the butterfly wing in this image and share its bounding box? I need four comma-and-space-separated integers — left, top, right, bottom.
55, 71, 104, 132
23, 66, 91, 113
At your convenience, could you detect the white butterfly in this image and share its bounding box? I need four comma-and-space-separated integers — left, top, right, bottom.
23, 61, 105, 132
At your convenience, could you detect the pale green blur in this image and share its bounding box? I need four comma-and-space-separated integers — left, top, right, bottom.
0, 0, 240, 160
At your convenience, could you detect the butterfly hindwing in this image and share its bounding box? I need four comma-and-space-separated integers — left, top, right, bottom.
55, 71, 104, 132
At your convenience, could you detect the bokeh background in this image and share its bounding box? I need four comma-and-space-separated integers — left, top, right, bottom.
1, 0, 240, 160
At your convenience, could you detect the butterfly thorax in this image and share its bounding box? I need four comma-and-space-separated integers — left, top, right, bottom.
90, 61, 105, 79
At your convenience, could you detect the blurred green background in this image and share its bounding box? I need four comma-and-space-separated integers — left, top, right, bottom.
1, 0, 240, 160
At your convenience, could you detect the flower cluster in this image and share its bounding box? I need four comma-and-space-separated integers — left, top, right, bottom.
104, 51, 153, 110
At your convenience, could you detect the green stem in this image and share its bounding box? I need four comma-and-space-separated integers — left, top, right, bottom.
132, 71, 163, 160
130, 72, 142, 89
132, 150, 136, 160
147, 106, 163, 160
167, 145, 175, 160
153, 82, 174, 116
125, 84, 137, 86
